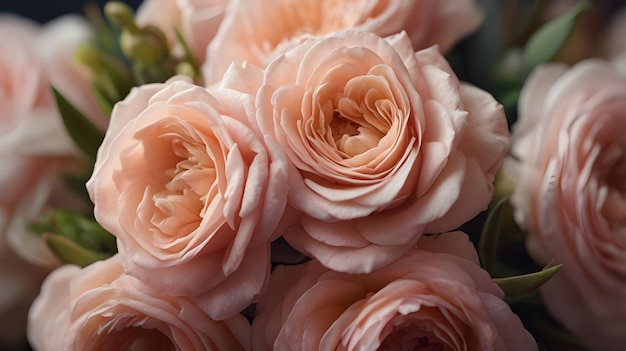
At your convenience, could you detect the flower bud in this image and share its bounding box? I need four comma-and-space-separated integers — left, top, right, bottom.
105, 1, 169, 67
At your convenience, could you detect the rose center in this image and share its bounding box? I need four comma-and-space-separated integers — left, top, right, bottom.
134, 120, 219, 237
330, 110, 360, 138
101, 327, 174, 351
379, 323, 451, 351
152, 138, 214, 234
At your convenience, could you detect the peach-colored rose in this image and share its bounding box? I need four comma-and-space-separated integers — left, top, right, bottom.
504, 59, 626, 350
28, 255, 251, 350
137, 0, 229, 64
252, 231, 537, 351
86, 77, 288, 319
0, 14, 100, 266
246, 30, 507, 273
202, 0, 483, 84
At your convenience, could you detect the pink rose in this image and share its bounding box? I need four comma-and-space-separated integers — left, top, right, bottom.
0, 16, 95, 340
504, 59, 626, 350
86, 77, 288, 319
252, 231, 537, 351
0, 14, 100, 266
28, 255, 251, 350
202, 0, 483, 84
247, 30, 508, 273
137, 0, 229, 64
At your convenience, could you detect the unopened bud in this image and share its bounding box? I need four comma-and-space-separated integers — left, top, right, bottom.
104, 1, 140, 34
120, 25, 168, 66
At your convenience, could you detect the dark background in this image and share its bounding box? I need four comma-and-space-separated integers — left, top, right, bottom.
0, 0, 142, 23
3, 0, 626, 24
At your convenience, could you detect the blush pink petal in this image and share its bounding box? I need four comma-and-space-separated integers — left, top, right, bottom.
248, 30, 507, 273
27, 265, 77, 351
203, 0, 483, 84
29, 256, 252, 350
87, 77, 287, 319
252, 233, 536, 351
0, 14, 98, 266
505, 59, 626, 350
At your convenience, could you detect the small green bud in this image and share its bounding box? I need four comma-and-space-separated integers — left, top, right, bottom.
104, 1, 140, 34
120, 25, 169, 66
75, 43, 133, 105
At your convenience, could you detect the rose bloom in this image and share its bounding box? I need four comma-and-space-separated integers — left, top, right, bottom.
252, 231, 537, 351
86, 77, 288, 320
0, 14, 104, 347
28, 255, 251, 350
503, 59, 626, 350
0, 13, 103, 265
136, 0, 229, 64
202, 0, 483, 84
242, 30, 508, 273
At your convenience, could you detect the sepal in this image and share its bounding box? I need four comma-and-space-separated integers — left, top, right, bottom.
523, 0, 590, 71
43, 233, 111, 268
29, 209, 117, 257
493, 264, 562, 298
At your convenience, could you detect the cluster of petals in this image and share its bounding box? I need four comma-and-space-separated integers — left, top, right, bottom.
252, 232, 537, 351
28, 255, 251, 350
86, 77, 288, 319
504, 59, 626, 350
0, 14, 103, 266
232, 29, 509, 273
203, 0, 483, 83
23, 1, 531, 349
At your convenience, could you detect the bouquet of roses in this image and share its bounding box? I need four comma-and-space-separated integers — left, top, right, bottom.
2, 0, 625, 350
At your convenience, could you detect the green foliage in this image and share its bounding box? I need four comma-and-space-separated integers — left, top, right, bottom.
478, 197, 508, 273
493, 264, 562, 297
44, 233, 111, 268
29, 209, 117, 259
523, 0, 591, 71
52, 88, 105, 160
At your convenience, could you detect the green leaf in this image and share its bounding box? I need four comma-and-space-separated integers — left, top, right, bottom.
29, 209, 117, 255
523, 0, 590, 70
478, 197, 510, 273
493, 264, 563, 297
44, 233, 110, 268
52, 88, 105, 159
75, 43, 134, 104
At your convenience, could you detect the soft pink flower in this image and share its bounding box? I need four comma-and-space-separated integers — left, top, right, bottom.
202, 0, 483, 83
246, 30, 507, 273
504, 59, 626, 350
0, 16, 99, 346
136, 0, 229, 64
28, 255, 251, 350
0, 14, 100, 266
252, 231, 537, 351
86, 77, 288, 319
